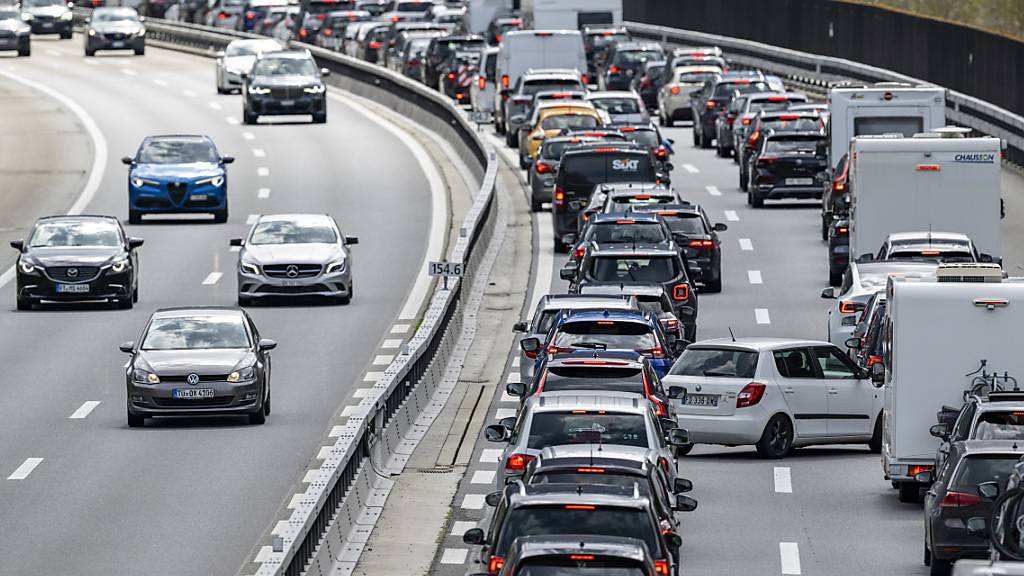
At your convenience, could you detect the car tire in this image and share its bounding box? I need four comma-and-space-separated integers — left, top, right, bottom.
821, 219, 829, 241
751, 190, 765, 208
18, 44, 30, 57
739, 170, 748, 192
662, 113, 674, 128
249, 406, 266, 425
519, 149, 530, 170
924, 542, 931, 566
263, 391, 271, 416
60, 30, 71, 39
929, 557, 951, 576
506, 129, 518, 149
238, 294, 254, 307
715, 138, 725, 157
213, 207, 228, 224
16, 298, 31, 311
128, 210, 142, 225
135, 45, 145, 56
313, 111, 327, 124
243, 108, 258, 125
868, 412, 883, 453
898, 482, 921, 503
118, 295, 133, 309
132, 286, 139, 304
829, 270, 843, 287
691, 127, 699, 147
700, 131, 713, 149
127, 408, 145, 428
704, 274, 722, 293
530, 197, 544, 212
216, 86, 230, 95
755, 414, 793, 458
732, 146, 740, 164
84, 47, 95, 57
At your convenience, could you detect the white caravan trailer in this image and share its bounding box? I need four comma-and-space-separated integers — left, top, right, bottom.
520, 0, 622, 30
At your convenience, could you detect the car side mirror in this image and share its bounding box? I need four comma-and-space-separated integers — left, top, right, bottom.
668, 427, 690, 446
512, 321, 528, 333
561, 233, 577, 246
664, 531, 683, 549
128, 237, 144, 250
845, 337, 861, 350
462, 527, 485, 545
320, 67, 331, 76
230, 238, 245, 247
914, 470, 934, 484
567, 200, 583, 211
660, 417, 677, 432
121, 156, 134, 165
484, 491, 502, 507
670, 339, 690, 357
966, 517, 987, 538
215, 50, 225, 58
138, 15, 145, 22
978, 481, 1000, 500
499, 416, 516, 429
484, 424, 510, 442
929, 423, 949, 440
689, 90, 700, 98
9, 240, 23, 251
220, 156, 235, 164
258, 338, 277, 351
240, 73, 250, 81
84, 16, 90, 23
506, 382, 526, 397
870, 362, 885, 385
119, 341, 136, 354
856, 253, 875, 263
979, 253, 994, 263
345, 235, 359, 245
713, 222, 728, 232
668, 385, 686, 400
520, 337, 541, 354
674, 495, 698, 512
673, 477, 693, 493
820, 287, 835, 299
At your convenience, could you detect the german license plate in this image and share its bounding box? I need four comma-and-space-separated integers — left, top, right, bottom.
280, 99, 295, 106
172, 388, 215, 399
786, 177, 813, 186
111, 41, 124, 48
190, 194, 208, 201
56, 283, 89, 294
685, 393, 719, 407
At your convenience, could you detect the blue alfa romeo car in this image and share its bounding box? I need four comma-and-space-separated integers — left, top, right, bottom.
123, 135, 234, 224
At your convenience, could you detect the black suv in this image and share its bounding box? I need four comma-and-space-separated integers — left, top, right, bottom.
423, 34, 485, 90
599, 41, 665, 91
690, 73, 772, 149
242, 51, 329, 124
746, 130, 827, 208
632, 203, 726, 293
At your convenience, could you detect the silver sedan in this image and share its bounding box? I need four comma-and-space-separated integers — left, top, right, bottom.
215, 38, 283, 94
231, 213, 358, 305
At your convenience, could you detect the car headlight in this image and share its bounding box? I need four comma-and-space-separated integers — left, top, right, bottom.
249, 86, 271, 95
132, 369, 160, 384
18, 260, 35, 274
21, 13, 33, 21
88, 28, 95, 36
227, 366, 255, 382
110, 258, 129, 273
195, 176, 224, 187
60, 11, 72, 20
303, 84, 325, 94
131, 177, 159, 188
137, 27, 145, 36
240, 262, 259, 275
325, 258, 346, 274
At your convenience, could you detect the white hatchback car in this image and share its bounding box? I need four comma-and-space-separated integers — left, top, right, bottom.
663, 338, 882, 458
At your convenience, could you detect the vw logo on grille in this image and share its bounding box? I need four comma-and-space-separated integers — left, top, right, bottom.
67, 268, 79, 277
285, 265, 300, 278
186, 373, 200, 385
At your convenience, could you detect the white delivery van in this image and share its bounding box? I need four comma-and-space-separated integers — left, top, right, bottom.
847, 135, 1002, 260
828, 82, 945, 171
881, 265, 1022, 502
493, 29, 587, 120
468, 0, 513, 34
520, 0, 622, 30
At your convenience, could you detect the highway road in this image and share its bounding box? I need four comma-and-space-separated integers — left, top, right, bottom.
0, 36, 438, 576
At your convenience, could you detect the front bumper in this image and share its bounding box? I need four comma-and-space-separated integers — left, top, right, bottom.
673, 403, 768, 445
87, 33, 144, 51
0, 35, 28, 50
221, 68, 245, 90
247, 93, 326, 116
237, 266, 352, 299
17, 267, 131, 303
29, 18, 72, 34
129, 180, 226, 214
127, 378, 262, 417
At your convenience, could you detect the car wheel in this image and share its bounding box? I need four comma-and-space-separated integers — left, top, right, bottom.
248, 406, 266, 425
263, 391, 271, 415
530, 196, 544, 212
924, 542, 931, 566
715, 138, 725, 157
506, 129, 518, 148
700, 131, 713, 149
84, 46, 95, 57
751, 190, 765, 208
243, 108, 258, 125
118, 295, 133, 309
132, 286, 139, 304
755, 414, 793, 458
60, 30, 71, 39
238, 294, 254, 307
898, 482, 921, 503
662, 112, 674, 128
704, 273, 722, 293
134, 44, 145, 56
127, 408, 145, 428
313, 111, 327, 124
868, 412, 883, 453
929, 557, 951, 576
213, 207, 228, 224
691, 127, 699, 147
821, 218, 829, 241
128, 210, 142, 225
18, 44, 30, 57
519, 149, 530, 170
739, 170, 748, 192
829, 269, 843, 287
16, 298, 31, 311
732, 147, 740, 164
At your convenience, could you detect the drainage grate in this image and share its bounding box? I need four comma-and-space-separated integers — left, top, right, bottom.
417, 466, 454, 474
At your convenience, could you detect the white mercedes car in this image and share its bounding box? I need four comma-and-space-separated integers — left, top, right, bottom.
215, 38, 283, 94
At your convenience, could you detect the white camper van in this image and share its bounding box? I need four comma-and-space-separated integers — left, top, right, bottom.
828, 82, 945, 171
847, 135, 1003, 261
881, 265, 1021, 502
493, 29, 587, 130
520, 0, 622, 30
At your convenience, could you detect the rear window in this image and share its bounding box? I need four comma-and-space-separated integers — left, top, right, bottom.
498, 504, 657, 556
764, 139, 820, 154
885, 250, 975, 264
607, 196, 675, 213
659, 213, 706, 235
589, 256, 679, 283
527, 412, 649, 449
621, 130, 659, 148
972, 412, 1024, 441
542, 114, 600, 131
541, 140, 582, 160
515, 558, 646, 576
670, 348, 759, 378
951, 455, 1019, 492
552, 321, 657, 352
524, 80, 584, 96
588, 222, 667, 244
562, 154, 656, 191
762, 117, 824, 132
613, 49, 663, 65
542, 365, 646, 394
678, 71, 716, 84
590, 97, 642, 115
748, 100, 793, 114
712, 81, 771, 99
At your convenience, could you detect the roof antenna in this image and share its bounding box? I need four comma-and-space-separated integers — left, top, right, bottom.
728, 326, 737, 342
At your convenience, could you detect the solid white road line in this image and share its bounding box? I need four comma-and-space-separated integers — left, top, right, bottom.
780, 542, 802, 575
7, 458, 43, 480
706, 185, 721, 196
246, 214, 259, 225
69, 401, 101, 419
229, 246, 240, 253
440, 548, 468, 564
120, 68, 137, 76
202, 272, 223, 285
45, 49, 60, 57
529, 213, 555, 316
0, 68, 107, 290
252, 148, 266, 158
471, 470, 496, 484
242, 131, 255, 140
724, 210, 739, 221
225, 116, 239, 125
774, 466, 793, 493
755, 308, 771, 324
682, 163, 699, 174
739, 238, 754, 251
257, 188, 270, 199
391, 324, 410, 334
257, 167, 269, 177
748, 270, 763, 285
327, 90, 446, 322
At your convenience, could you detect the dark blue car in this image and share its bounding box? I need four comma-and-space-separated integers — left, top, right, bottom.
123, 135, 234, 224
520, 309, 684, 378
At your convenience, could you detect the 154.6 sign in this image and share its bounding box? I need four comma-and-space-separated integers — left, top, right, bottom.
429, 261, 465, 277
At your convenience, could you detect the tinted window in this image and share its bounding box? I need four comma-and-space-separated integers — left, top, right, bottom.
542, 114, 600, 131
885, 250, 975, 264
607, 196, 674, 213
773, 349, 816, 378
516, 558, 645, 576
29, 220, 120, 248
142, 316, 250, 350
562, 155, 656, 191
0, 7, 17, 18
671, 348, 758, 378
813, 347, 858, 379
712, 81, 771, 99
589, 256, 679, 283
542, 365, 645, 394
764, 139, 820, 154
621, 130, 659, 148
973, 412, 1024, 441
590, 97, 642, 115
761, 117, 824, 132
613, 49, 662, 65
498, 505, 657, 557
659, 213, 706, 235
253, 57, 317, 76
535, 310, 560, 334
951, 455, 1020, 493
524, 80, 583, 96
226, 41, 279, 56
677, 72, 716, 84
748, 101, 792, 114
527, 412, 648, 449
853, 116, 923, 138
552, 321, 656, 352
541, 140, 584, 160
588, 222, 667, 244
139, 139, 218, 164
23, 0, 64, 5
250, 220, 337, 245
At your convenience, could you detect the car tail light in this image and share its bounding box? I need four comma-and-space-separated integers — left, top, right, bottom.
747, 130, 761, 145
574, 246, 585, 259
316, 13, 325, 20
833, 181, 846, 191
757, 155, 778, 165
564, 504, 596, 510
245, 10, 255, 20
706, 101, 717, 108
494, 34, 502, 43
505, 453, 535, 471
390, 14, 400, 22
323, 28, 333, 36
535, 31, 552, 37
478, 76, 486, 90
608, 66, 619, 74
640, 77, 652, 89
661, 318, 679, 332
570, 554, 595, 561
536, 161, 553, 174
909, 465, 932, 477
409, 58, 421, 66
368, 40, 380, 49
866, 355, 882, 366
488, 556, 505, 575
655, 560, 671, 575
941, 491, 982, 508
837, 226, 848, 235
673, 284, 689, 300
217, 10, 228, 19
298, 28, 308, 38
726, 116, 735, 126
656, 146, 667, 159
736, 382, 766, 408
840, 301, 865, 314
501, 74, 509, 88
916, 164, 941, 172
670, 86, 680, 95
581, 74, 588, 85
639, 347, 665, 359
741, 117, 751, 125
554, 187, 565, 208
688, 239, 714, 249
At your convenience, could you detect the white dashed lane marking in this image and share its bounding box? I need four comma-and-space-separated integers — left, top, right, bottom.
774, 466, 792, 493
494, 408, 517, 420
682, 163, 699, 174
242, 131, 255, 140
182, 90, 197, 98
69, 401, 101, 419
257, 167, 269, 177
207, 101, 222, 110
257, 188, 270, 199
7, 458, 43, 480
120, 68, 136, 76
381, 339, 402, 349
724, 210, 739, 222
780, 542, 802, 575
440, 548, 468, 564
229, 246, 240, 253
202, 272, 223, 285
511, 356, 520, 367
363, 372, 384, 382
373, 354, 394, 365
470, 470, 496, 484
739, 238, 753, 251
45, 49, 60, 56
83, 59, 98, 66
391, 324, 410, 334
225, 116, 240, 125
706, 185, 721, 196
153, 78, 168, 87
479, 449, 502, 463
252, 148, 266, 158
461, 494, 485, 510
246, 214, 259, 225
506, 373, 521, 384
748, 270, 763, 285
755, 308, 771, 325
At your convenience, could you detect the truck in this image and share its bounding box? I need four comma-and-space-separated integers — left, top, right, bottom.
828, 82, 946, 171
467, 0, 513, 35
520, 0, 622, 30
846, 134, 1003, 261
881, 265, 1021, 503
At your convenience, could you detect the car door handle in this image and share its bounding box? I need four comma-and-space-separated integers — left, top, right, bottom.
783, 387, 796, 394
828, 388, 839, 395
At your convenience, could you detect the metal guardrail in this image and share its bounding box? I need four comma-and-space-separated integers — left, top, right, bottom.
75, 13, 500, 576
626, 21, 1024, 170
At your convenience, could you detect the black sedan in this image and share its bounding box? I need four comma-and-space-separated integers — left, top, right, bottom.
121, 307, 276, 427
11, 215, 142, 311
243, 50, 329, 124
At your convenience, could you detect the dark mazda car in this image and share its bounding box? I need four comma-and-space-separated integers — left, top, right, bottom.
11, 215, 142, 311
121, 307, 276, 427
243, 50, 329, 124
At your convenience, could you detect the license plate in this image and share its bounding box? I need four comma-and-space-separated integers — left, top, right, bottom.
190, 194, 208, 201
56, 283, 89, 294
172, 388, 215, 399
282, 280, 303, 286
786, 177, 813, 186
685, 393, 719, 407
111, 41, 124, 48
43, 22, 53, 28
280, 99, 295, 106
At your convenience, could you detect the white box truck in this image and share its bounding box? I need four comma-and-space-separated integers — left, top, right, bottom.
520, 0, 622, 30
847, 135, 1003, 260
881, 267, 1022, 502
468, 0, 513, 35
828, 82, 946, 171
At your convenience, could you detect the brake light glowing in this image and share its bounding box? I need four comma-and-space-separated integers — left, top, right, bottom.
909, 465, 932, 477
634, 195, 651, 200
316, 13, 325, 20
767, 96, 788, 101
917, 165, 941, 171
535, 161, 553, 174
921, 250, 941, 256
447, 73, 455, 79
488, 556, 505, 575
596, 321, 615, 325
748, 130, 761, 145
501, 74, 509, 88
705, 101, 717, 108
619, 126, 637, 132
554, 187, 565, 207
298, 28, 308, 38
615, 219, 636, 224
608, 66, 619, 74
741, 117, 751, 125
688, 240, 714, 249
217, 11, 228, 20
477, 76, 485, 89
670, 86, 680, 95
570, 555, 596, 561
733, 79, 752, 84
581, 74, 588, 85
736, 382, 766, 408
867, 355, 882, 366
564, 505, 596, 510
640, 347, 665, 359
837, 227, 848, 234
535, 31, 553, 37
779, 115, 800, 120
323, 28, 333, 36
655, 560, 671, 575
656, 211, 678, 216
656, 146, 667, 159
661, 318, 679, 331
673, 284, 689, 300
833, 182, 846, 191
368, 40, 380, 49
592, 147, 620, 153
390, 15, 400, 22
575, 467, 605, 474
941, 491, 981, 508
840, 300, 864, 314
245, 10, 255, 20
505, 453, 535, 471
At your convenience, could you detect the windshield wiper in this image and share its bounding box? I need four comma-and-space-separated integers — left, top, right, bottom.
703, 370, 737, 377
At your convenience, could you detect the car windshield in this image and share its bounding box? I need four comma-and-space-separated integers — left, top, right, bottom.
591, 98, 642, 115
515, 559, 645, 576
659, 213, 706, 236
524, 81, 582, 97
749, 100, 793, 114
951, 455, 1020, 494
607, 196, 674, 213
764, 139, 820, 155
396, 0, 430, 12
973, 412, 1024, 440
542, 365, 646, 394
552, 321, 657, 352
589, 222, 667, 244
713, 81, 771, 98
138, 139, 219, 164
885, 250, 975, 263
142, 316, 250, 350
621, 130, 659, 148
226, 41, 276, 56
498, 505, 657, 556
589, 256, 679, 283
542, 114, 600, 131
23, 0, 63, 6
670, 348, 759, 378
93, 10, 137, 21
29, 221, 120, 248
249, 220, 337, 245
252, 57, 317, 76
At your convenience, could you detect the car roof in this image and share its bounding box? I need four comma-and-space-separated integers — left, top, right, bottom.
256, 213, 335, 225
764, 130, 825, 140
759, 109, 822, 119
587, 244, 678, 257
564, 146, 649, 158
539, 294, 635, 311
511, 482, 651, 510
143, 134, 213, 143
546, 352, 646, 369
578, 284, 666, 299
562, 309, 653, 324
687, 337, 832, 352
523, 69, 583, 81
36, 214, 120, 224
258, 50, 314, 60
151, 306, 245, 319
586, 91, 642, 99
613, 42, 662, 51
887, 231, 972, 243
596, 182, 670, 193
589, 212, 662, 224
955, 439, 1024, 455
605, 188, 675, 199
630, 203, 699, 215
852, 261, 938, 288
528, 390, 650, 414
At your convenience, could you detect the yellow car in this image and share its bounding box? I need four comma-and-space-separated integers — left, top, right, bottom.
517, 103, 603, 169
